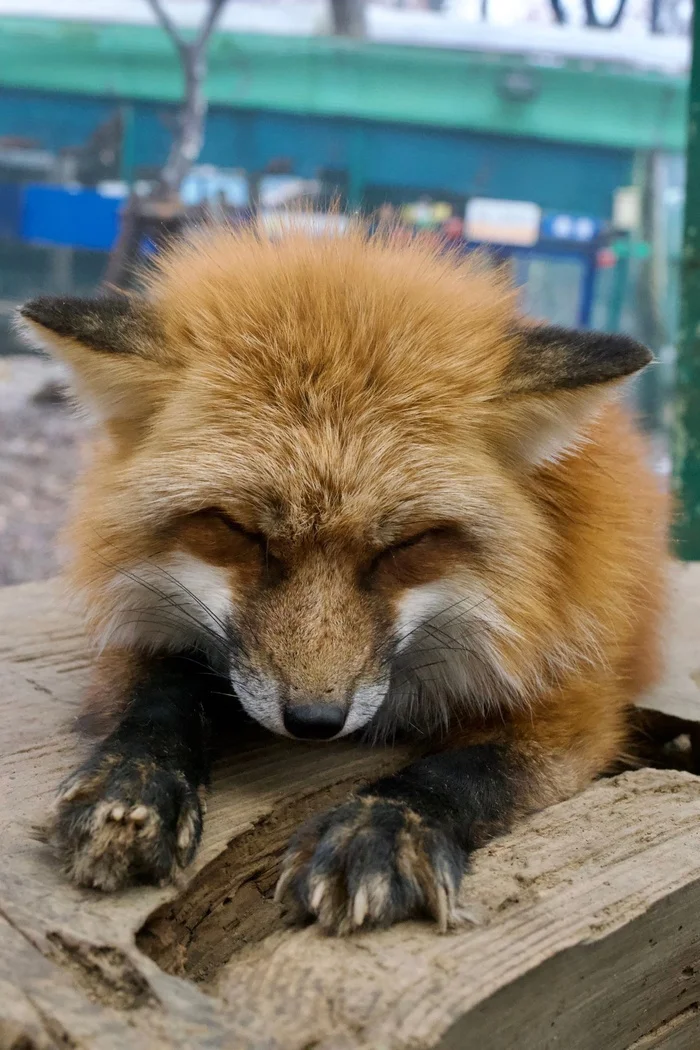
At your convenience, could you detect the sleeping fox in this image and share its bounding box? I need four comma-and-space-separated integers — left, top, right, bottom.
18, 225, 667, 934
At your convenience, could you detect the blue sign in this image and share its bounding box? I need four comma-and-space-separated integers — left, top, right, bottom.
540, 212, 604, 243
21, 184, 125, 251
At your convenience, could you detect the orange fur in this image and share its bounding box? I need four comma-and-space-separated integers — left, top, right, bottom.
21, 224, 668, 794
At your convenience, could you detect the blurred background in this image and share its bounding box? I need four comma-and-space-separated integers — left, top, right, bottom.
0, 0, 690, 583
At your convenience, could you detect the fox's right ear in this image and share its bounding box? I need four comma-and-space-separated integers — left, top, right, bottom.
493, 323, 652, 465
16, 294, 167, 430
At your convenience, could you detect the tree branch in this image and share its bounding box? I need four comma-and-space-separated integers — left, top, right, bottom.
150, 0, 230, 197
147, 0, 227, 54
195, 0, 228, 50
146, 0, 186, 49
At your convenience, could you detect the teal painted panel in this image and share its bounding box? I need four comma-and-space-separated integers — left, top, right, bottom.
0, 88, 632, 220
0, 17, 688, 152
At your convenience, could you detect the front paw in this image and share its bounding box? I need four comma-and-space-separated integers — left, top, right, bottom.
44, 749, 203, 891
275, 796, 466, 935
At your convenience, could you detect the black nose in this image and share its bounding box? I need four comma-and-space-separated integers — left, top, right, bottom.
283, 703, 346, 740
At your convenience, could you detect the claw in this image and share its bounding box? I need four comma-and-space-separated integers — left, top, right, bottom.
434, 881, 449, 933
274, 863, 296, 904
310, 879, 327, 913
352, 884, 369, 928
177, 824, 192, 850
59, 782, 81, 804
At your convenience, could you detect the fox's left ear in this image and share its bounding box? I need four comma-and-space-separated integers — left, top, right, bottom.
496, 324, 653, 465
16, 294, 167, 430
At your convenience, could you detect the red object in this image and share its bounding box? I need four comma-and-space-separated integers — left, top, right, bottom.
596, 248, 617, 269
443, 217, 464, 240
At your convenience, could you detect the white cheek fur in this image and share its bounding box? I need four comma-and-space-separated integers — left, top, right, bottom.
339, 680, 390, 737
228, 666, 287, 736
393, 582, 461, 654
382, 579, 523, 736
98, 551, 233, 655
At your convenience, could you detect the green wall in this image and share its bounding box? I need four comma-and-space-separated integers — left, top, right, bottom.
0, 16, 688, 153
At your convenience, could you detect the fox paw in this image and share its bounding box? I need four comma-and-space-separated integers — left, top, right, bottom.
44, 750, 203, 891
275, 795, 466, 935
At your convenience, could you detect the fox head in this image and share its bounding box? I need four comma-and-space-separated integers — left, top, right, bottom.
18, 227, 651, 741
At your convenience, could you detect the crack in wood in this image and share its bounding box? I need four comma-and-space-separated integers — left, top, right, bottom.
136, 773, 387, 984
45, 932, 158, 1012
627, 1001, 700, 1049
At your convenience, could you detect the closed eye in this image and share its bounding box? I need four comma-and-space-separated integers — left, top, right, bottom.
386, 529, 440, 555
206, 509, 285, 583
372, 527, 447, 568
208, 509, 267, 545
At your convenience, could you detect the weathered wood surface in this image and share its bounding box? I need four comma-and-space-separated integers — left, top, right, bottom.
638, 562, 700, 724
1, 575, 700, 1050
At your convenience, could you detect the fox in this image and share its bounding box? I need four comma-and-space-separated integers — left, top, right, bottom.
18, 225, 667, 935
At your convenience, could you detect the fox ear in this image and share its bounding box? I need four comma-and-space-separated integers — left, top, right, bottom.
18, 295, 150, 355
16, 295, 166, 430
505, 324, 652, 396
497, 324, 653, 465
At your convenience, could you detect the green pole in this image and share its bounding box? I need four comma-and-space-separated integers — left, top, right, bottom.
673, 5, 700, 559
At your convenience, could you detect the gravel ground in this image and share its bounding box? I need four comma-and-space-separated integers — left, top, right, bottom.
0, 356, 84, 586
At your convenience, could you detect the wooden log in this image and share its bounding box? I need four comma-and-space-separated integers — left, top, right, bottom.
638, 562, 700, 723
634, 562, 700, 772
1, 578, 700, 1050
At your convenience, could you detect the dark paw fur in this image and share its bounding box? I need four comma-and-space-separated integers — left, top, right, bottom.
275, 796, 467, 934
44, 749, 204, 891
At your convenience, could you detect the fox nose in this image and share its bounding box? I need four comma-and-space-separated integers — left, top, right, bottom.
283, 703, 347, 740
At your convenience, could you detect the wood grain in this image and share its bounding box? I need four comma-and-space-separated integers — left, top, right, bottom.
1, 576, 699, 1050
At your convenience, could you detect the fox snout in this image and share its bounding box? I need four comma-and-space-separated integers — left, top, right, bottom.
229, 657, 390, 741
282, 701, 347, 740
280, 675, 349, 737
229, 558, 391, 740
230, 646, 392, 739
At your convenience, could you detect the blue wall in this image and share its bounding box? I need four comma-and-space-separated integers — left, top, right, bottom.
0, 88, 633, 218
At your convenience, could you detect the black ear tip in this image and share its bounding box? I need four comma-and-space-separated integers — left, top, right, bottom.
605, 331, 653, 373
18, 296, 53, 322
18, 296, 75, 333
16, 294, 144, 353
515, 324, 654, 393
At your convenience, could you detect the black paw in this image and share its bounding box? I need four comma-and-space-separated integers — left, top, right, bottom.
275, 796, 467, 934
45, 748, 204, 891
